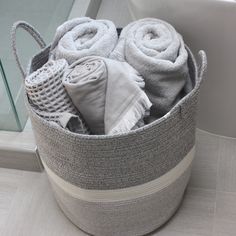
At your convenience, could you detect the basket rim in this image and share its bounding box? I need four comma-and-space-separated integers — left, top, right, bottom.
28, 45, 200, 140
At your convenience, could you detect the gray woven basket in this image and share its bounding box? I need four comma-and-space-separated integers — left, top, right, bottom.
12, 21, 207, 236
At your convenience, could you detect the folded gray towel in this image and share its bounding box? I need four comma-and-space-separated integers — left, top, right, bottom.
63, 56, 152, 135
50, 17, 118, 65
111, 18, 191, 118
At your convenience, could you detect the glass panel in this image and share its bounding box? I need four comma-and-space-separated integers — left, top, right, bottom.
0, 59, 22, 131
0, 0, 74, 131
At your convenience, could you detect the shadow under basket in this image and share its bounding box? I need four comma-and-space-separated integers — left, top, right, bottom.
12, 21, 207, 236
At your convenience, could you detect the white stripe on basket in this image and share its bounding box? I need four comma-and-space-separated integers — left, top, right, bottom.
42, 146, 195, 203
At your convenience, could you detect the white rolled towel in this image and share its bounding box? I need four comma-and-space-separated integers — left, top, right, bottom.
50, 17, 118, 64
111, 18, 192, 118
63, 56, 152, 135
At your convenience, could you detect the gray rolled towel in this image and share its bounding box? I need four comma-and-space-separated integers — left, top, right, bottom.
63, 56, 152, 135
111, 18, 191, 118
50, 17, 118, 65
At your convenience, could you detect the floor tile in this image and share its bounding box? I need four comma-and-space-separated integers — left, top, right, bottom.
217, 138, 236, 192
0, 184, 17, 227
158, 187, 215, 236
213, 191, 236, 236
2, 172, 83, 236
189, 129, 220, 190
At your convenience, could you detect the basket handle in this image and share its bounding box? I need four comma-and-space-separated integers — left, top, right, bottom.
178, 50, 207, 119
11, 21, 46, 79
197, 50, 207, 85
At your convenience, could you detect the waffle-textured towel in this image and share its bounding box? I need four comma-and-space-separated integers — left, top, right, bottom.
63, 56, 152, 135
31, 108, 88, 134
111, 18, 191, 118
50, 17, 118, 65
25, 59, 88, 134
25, 59, 76, 114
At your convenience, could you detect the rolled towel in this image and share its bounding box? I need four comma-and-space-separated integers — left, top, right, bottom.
111, 18, 191, 118
50, 17, 118, 64
63, 56, 152, 135
25, 59, 89, 134
25, 59, 76, 114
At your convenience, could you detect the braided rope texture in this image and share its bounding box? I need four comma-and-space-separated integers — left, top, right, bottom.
26, 45, 205, 190
11, 21, 46, 78
50, 164, 191, 236
13, 20, 207, 236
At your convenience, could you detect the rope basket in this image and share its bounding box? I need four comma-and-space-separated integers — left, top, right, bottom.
12, 21, 207, 236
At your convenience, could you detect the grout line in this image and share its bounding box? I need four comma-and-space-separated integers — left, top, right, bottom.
216, 190, 236, 194
215, 134, 221, 193
197, 128, 236, 140
186, 186, 216, 192
212, 188, 217, 236
212, 133, 220, 236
